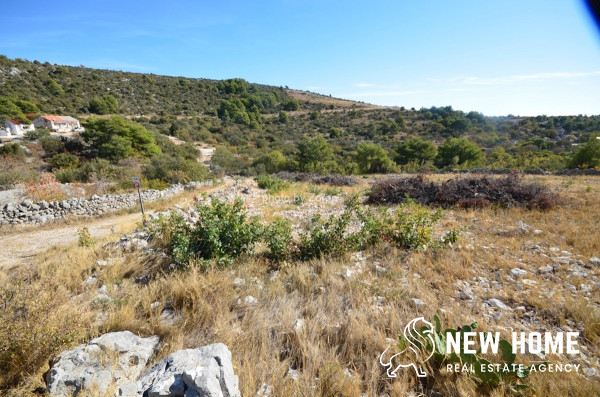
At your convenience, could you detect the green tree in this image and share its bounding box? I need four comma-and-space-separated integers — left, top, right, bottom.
355, 143, 396, 174
282, 99, 300, 111
297, 136, 340, 174
45, 79, 64, 96
0, 97, 23, 119
82, 116, 161, 162
253, 150, 288, 174
436, 138, 483, 168
89, 95, 118, 114
568, 137, 600, 169
278, 111, 290, 124
395, 137, 438, 166
14, 99, 39, 114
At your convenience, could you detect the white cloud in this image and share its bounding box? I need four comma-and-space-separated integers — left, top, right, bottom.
445, 71, 600, 86
344, 90, 427, 98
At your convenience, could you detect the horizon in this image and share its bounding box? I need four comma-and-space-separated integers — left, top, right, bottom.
1, 1, 599, 117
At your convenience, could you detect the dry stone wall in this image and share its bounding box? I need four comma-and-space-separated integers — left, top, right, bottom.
0, 180, 218, 226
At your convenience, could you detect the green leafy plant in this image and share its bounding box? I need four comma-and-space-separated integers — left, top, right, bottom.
256, 174, 290, 194
264, 217, 295, 261
76, 227, 94, 247
150, 198, 263, 268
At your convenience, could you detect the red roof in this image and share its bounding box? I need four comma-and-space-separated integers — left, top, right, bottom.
41, 115, 65, 122
8, 119, 28, 125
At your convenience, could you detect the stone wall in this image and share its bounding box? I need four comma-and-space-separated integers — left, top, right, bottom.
0, 180, 218, 226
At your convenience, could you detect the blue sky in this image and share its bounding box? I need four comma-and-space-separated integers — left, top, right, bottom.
1, 0, 599, 116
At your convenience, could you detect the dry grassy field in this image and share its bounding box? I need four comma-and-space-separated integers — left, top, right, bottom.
1, 174, 599, 396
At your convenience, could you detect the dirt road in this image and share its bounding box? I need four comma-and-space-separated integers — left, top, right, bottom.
1, 177, 234, 267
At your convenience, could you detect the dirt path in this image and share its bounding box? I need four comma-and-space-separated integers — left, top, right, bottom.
1, 177, 234, 267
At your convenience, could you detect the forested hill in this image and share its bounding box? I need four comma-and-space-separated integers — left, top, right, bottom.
0, 55, 348, 117
1, 55, 600, 176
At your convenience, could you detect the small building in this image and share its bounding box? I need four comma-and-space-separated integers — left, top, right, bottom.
2, 119, 35, 136
33, 115, 81, 132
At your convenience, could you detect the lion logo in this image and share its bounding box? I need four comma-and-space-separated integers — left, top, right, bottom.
379, 317, 436, 378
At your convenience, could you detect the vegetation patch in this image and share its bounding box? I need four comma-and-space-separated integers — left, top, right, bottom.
275, 172, 358, 186
366, 174, 561, 210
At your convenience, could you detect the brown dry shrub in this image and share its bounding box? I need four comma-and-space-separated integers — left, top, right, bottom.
23, 172, 67, 202
366, 173, 561, 210
0, 279, 84, 389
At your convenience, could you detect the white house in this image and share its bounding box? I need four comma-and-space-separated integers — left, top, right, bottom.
2, 119, 35, 136
33, 115, 82, 132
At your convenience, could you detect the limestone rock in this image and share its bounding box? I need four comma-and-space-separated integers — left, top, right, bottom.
120, 343, 240, 397
46, 331, 160, 396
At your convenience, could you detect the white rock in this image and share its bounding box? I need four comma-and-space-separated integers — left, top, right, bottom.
256, 382, 272, 397
287, 368, 300, 380
243, 295, 258, 305
485, 299, 512, 311
590, 257, 600, 267
412, 298, 426, 310
123, 343, 241, 397
293, 318, 305, 332
583, 367, 599, 377
233, 278, 245, 288
510, 268, 528, 278
46, 331, 160, 396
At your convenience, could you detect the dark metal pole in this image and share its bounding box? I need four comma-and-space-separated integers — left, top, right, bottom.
137, 187, 147, 227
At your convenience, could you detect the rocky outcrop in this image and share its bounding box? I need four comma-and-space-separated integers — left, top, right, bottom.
46, 331, 161, 397
0, 180, 217, 226
119, 344, 240, 397
46, 333, 240, 397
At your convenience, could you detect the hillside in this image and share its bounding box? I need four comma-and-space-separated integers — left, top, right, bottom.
1, 55, 600, 199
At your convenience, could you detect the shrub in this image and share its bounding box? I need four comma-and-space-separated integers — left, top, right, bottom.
366, 174, 560, 210
275, 172, 358, 186
378, 201, 464, 250
0, 281, 80, 388
568, 137, 600, 169
23, 128, 51, 141
256, 174, 289, 194
150, 198, 263, 268
0, 143, 27, 158
76, 227, 94, 247
264, 217, 295, 261
23, 172, 67, 202
49, 153, 79, 169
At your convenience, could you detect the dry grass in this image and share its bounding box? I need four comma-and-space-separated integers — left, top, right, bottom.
1, 175, 599, 396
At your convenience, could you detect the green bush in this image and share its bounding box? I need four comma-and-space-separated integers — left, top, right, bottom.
150, 198, 263, 268
0, 143, 27, 158
379, 201, 463, 250
24, 128, 50, 141
264, 217, 295, 261
49, 153, 79, 169
256, 174, 289, 194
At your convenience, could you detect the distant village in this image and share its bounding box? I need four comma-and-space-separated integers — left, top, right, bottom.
1, 115, 83, 138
